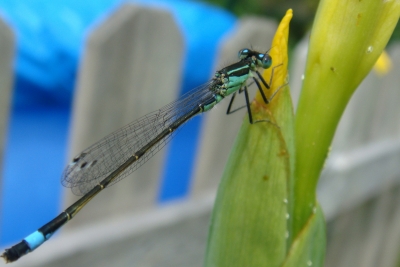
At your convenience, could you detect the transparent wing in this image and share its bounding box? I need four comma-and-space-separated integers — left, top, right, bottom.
62, 81, 216, 195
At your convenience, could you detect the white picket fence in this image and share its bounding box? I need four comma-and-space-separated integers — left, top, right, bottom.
0, 4, 399, 267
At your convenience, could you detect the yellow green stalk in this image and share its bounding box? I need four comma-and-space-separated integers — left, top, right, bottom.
293, 0, 400, 237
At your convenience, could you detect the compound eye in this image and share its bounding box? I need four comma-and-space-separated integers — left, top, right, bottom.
238, 48, 250, 59
261, 54, 272, 69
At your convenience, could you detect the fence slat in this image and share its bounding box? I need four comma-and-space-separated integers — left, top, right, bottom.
0, 17, 14, 202
64, 4, 183, 229
325, 184, 400, 267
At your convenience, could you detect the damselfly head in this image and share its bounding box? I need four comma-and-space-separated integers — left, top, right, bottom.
238, 48, 272, 69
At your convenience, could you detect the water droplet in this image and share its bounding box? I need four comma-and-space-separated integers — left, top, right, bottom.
313, 207, 317, 214
367, 46, 373, 53
285, 231, 289, 239
301, 74, 305, 80
307, 260, 312, 266
286, 213, 290, 219
283, 198, 288, 204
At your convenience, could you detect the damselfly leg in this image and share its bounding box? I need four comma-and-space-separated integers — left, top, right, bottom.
226, 63, 285, 124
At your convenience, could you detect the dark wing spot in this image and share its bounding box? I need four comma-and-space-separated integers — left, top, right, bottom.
81, 162, 87, 168
72, 152, 87, 163
91, 160, 98, 166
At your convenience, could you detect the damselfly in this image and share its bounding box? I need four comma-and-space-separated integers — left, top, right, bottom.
2, 48, 281, 262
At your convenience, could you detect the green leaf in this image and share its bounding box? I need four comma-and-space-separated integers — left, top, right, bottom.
204, 73, 295, 267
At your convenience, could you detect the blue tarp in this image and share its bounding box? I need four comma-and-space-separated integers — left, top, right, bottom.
0, 0, 236, 245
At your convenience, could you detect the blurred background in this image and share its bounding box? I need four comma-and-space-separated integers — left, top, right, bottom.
0, 1, 399, 266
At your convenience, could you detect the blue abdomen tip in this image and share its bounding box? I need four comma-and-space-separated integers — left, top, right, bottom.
24, 231, 45, 250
